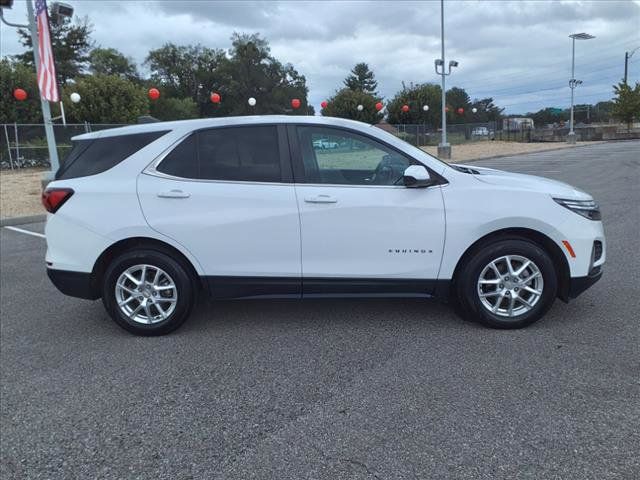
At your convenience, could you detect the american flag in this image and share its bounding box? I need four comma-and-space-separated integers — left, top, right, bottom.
35, 0, 59, 102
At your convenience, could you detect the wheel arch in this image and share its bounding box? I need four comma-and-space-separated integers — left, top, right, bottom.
451, 227, 571, 302
91, 237, 205, 297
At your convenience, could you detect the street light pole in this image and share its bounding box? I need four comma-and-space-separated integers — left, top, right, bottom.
440, 0, 446, 148
567, 32, 594, 144
434, 0, 457, 160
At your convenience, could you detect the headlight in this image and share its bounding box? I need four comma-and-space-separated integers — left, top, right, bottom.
553, 198, 601, 220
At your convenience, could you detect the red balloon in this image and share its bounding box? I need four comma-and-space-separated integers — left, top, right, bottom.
401, 104, 409, 112
291, 98, 301, 109
457, 107, 464, 115
211, 92, 221, 103
375, 102, 383, 111
320, 101, 328, 109
148, 88, 160, 100
13, 88, 27, 101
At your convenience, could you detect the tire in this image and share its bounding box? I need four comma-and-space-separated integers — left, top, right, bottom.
102, 249, 196, 336
455, 238, 558, 329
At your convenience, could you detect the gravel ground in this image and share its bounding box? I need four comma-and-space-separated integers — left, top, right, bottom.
1, 140, 639, 479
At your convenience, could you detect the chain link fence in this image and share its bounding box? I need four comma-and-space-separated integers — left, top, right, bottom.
1, 123, 127, 170
388, 122, 504, 147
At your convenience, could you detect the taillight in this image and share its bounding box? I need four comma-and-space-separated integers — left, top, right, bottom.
42, 188, 74, 213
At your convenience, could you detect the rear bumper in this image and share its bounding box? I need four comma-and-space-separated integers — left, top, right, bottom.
567, 269, 603, 299
47, 268, 100, 300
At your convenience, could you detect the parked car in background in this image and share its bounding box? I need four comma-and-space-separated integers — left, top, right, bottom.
43, 116, 605, 335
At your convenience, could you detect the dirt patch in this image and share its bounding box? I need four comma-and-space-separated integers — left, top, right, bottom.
421, 140, 602, 163
0, 168, 47, 219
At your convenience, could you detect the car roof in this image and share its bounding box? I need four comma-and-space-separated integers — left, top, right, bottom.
72, 115, 375, 141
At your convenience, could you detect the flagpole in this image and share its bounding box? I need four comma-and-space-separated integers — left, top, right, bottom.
26, 0, 59, 183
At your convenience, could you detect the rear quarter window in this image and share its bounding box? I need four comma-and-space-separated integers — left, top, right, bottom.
56, 131, 169, 180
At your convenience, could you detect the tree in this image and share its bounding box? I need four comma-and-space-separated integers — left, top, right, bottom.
145, 43, 226, 116
89, 48, 139, 81
213, 33, 311, 116
344, 62, 378, 95
15, 12, 93, 85
612, 81, 640, 130
149, 97, 199, 121
320, 88, 382, 124
62, 75, 147, 123
386, 83, 441, 127
527, 107, 569, 127
0, 59, 42, 124
445, 87, 472, 124
469, 98, 503, 123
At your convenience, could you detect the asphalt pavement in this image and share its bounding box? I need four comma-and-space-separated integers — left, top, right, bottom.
1, 140, 639, 479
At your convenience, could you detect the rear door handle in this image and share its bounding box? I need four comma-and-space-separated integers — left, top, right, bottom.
304, 194, 338, 204
157, 189, 190, 199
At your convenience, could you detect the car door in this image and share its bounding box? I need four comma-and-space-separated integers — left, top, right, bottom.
138, 124, 301, 298
289, 124, 446, 296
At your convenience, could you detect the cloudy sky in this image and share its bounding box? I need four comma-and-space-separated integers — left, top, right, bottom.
1, 0, 639, 113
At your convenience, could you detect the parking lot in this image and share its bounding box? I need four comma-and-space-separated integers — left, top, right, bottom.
1, 140, 639, 479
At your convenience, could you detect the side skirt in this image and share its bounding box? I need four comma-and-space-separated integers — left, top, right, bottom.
204, 276, 451, 300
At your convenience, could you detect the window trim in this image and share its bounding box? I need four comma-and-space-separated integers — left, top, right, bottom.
145, 124, 293, 184
287, 124, 448, 188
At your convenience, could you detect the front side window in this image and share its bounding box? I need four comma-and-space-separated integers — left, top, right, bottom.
296, 126, 412, 185
157, 126, 282, 182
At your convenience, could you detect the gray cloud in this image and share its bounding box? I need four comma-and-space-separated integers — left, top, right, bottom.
1, 0, 638, 113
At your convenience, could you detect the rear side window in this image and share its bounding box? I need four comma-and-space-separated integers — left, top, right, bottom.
56, 131, 168, 180
156, 126, 282, 183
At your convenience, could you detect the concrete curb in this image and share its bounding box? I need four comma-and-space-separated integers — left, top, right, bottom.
454, 141, 607, 164
0, 214, 46, 227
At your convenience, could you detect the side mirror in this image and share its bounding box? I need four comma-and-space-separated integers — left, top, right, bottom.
403, 165, 432, 188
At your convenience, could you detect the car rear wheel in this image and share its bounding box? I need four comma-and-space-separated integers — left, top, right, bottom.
456, 238, 558, 329
102, 249, 196, 335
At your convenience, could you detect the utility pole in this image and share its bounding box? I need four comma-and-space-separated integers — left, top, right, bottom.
624, 47, 640, 85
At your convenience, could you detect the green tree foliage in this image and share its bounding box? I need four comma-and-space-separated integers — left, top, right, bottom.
0, 59, 42, 123
145, 43, 226, 116
149, 97, 199, 121
344, 62, 378, 94
526, 107, 569, 126
320, 88, 382, 124
89, 48, 139, 81
15, 12, 93, 85
214, 33, 311, 116
444, 87, 472, 123
470, 98, 503, 123
386, 83, 441, 126
62, 75, 147, 124
612, 81, 640, 129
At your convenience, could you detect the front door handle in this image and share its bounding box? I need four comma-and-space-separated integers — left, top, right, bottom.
304, 194, 338, 204
157, 189, 191, 199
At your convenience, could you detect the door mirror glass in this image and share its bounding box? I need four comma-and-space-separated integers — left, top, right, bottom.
403, 165, 432, 187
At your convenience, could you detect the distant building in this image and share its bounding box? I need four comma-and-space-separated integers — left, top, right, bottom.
503, 117, 535, 131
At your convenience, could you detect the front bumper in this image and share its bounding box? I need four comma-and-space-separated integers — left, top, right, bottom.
47, 268, 100, 300
567, 268, 603, 299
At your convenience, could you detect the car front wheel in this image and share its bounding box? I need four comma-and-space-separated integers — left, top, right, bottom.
456, 238, 558, 329
102, 249, 196, 336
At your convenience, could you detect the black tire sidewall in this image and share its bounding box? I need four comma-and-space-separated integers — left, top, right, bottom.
102, 249, 195, 336
457, 238, 558, 329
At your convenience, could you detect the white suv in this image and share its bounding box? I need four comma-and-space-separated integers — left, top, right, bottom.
43, 116, 605, 335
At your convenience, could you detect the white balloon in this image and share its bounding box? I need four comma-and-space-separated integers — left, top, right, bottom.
422, 105, 429, 111
357, 104, 364, 111
248, 97, 256, 106
472, 107, 478, 113
70, 92, 81, 103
